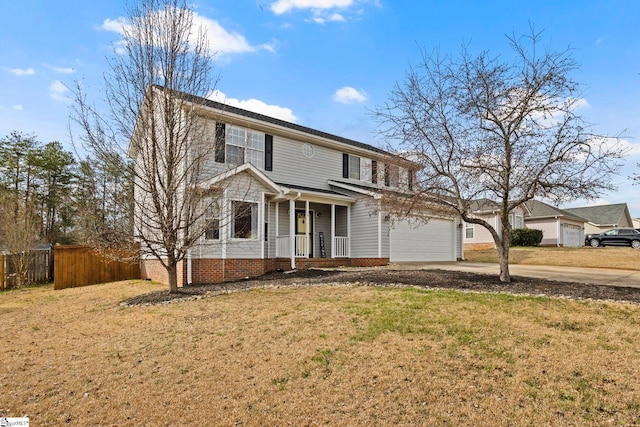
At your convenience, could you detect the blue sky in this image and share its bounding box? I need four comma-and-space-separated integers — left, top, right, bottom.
2, 0, 639, 216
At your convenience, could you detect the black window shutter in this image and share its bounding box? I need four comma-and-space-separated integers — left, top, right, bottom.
342, 153, 349, 178
371, 160, 377, 184
408, 169, 414, 190
264, 134, 273, 171
384, 164, 390, 186
214, 122, 225, 163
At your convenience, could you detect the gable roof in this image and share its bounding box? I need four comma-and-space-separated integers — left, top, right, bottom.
564, 203, 632, 227
154, 85, 391, 157
523, 200, 587, 222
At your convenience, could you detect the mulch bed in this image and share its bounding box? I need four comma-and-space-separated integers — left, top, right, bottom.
122, 269, 640, 306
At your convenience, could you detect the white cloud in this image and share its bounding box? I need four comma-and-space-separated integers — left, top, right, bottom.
207, 90, 298, 122
45, 64, 75, 74
7, 67, 35, 76
50, 80, 70, 101
616, 137, 640, 157
333, 86, 368, 104
12, 105, 23, 111
98, 17, 127, 35
270, 0, 354, 14
98, 10, 271, 57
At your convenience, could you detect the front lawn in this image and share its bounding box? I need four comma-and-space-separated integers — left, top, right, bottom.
465, 246, 640, 270
1, 279, 639, 425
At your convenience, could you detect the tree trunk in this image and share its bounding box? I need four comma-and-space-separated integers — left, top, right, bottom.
167, 260, 179, 293
497, 242, 511, 282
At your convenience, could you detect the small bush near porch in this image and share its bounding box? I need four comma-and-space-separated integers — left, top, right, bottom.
1, 277, 639, 425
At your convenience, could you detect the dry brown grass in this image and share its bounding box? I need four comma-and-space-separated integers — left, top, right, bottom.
465, 246, 640, 270
2, 280, 640, 426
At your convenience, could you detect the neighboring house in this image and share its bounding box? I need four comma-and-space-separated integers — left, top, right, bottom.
133, 87, 462, 285
463, 199, 526, 250
632, 218, 640, 229
564, 203, 634, 235
523, 200, 586, 247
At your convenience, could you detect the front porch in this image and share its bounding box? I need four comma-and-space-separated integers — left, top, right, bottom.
272, 199, 350, 264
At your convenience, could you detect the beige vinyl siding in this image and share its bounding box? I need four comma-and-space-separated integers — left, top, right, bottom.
525, 219, 559, 246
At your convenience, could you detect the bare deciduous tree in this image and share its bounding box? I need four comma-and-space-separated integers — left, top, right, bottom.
71, 0, 220, 292
375, 29, 626, 282
0, 194, 41, 288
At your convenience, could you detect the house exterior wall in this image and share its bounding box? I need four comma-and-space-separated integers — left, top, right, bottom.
463, 206, 526, 250
525, 217, 585, 247
350, 196, 388, 258
525, 219, 559, 246
135, 95, 458, 285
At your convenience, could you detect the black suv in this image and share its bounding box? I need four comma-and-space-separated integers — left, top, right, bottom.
585, 228, 640, 249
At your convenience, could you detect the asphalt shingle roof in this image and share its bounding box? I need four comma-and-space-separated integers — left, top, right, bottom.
564, 203, 629, 226
524, 200, 587, 222
155, 85, 390, 156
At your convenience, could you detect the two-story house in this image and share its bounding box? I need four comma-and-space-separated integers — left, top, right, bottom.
134, 87, 461, 286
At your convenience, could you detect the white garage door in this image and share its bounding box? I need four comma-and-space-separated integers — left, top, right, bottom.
390, 218, 455, 262
562, 224, 581, 247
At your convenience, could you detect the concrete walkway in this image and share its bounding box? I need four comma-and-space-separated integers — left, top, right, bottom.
390, 262, 640, 289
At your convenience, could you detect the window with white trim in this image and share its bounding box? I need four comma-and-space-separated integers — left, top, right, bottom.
349, 155, 360, 180
226, 126, 265, 169
465, 222, 474, 239
232, 201, 259, 239
204, 195, 221, 240
509, 213, 524, 229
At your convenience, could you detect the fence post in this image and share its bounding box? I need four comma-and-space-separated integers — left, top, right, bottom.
0, 254, 5, 291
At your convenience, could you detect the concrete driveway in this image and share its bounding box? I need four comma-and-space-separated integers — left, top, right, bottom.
391, 262, 640, 289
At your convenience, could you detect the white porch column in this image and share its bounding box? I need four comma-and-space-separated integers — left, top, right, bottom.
289, 198, 295, 269
222, 189, 228, 259
331, 204, 335, 258
305, 200, 310, 258
261, 192, 265, 259
275, 201, 279, 247
378, 210, 382, 258
347, 204, 351, 257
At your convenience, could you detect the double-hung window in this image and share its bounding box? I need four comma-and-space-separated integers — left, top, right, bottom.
232, 201, 259, 239
215, 123, 269, 170
204, 196, 221, 240
465, 222, 474, 239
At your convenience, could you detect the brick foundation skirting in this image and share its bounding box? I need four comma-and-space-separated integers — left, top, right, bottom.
140, 259, 185, 287
142, 257, 389, 286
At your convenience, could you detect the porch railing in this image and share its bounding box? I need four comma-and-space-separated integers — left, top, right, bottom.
276, 236, 289, 258
276, 235, 349, 258
333, 236, 349, 258
295, 235, 309, 258
276, 235, 310, 258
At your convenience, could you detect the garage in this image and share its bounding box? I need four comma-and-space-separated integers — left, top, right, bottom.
389, 217, 456, 262
562, 223, 582, 247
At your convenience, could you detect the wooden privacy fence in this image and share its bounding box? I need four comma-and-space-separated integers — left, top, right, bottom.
54, 244, 140, 290
1, 249, 53, 290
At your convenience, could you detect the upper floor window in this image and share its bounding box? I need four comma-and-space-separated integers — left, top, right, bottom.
215, 123, 273, 171
343, 154, 377, 183
385, 164, 399, 187
226, 127, 264, 168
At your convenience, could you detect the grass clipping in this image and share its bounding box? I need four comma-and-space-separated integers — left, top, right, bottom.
1, 280, 640, 425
